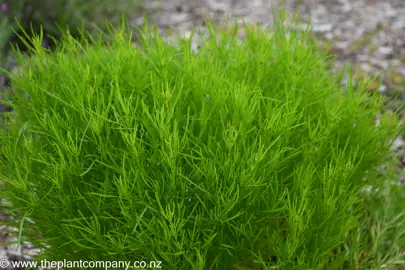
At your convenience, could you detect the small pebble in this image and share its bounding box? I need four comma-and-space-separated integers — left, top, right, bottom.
313, 24, 333, 33
378, 84, 387, 93
378, 46, 394, 56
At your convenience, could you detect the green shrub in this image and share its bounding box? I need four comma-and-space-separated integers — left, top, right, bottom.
0, 16, 402, 269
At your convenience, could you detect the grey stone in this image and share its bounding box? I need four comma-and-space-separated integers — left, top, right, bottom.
378, 46, 394, 56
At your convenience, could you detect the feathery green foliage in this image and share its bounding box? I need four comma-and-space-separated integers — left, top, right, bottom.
0, 16, 403, 269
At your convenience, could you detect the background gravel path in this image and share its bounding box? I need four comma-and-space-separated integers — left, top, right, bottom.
1, 0, 405, 268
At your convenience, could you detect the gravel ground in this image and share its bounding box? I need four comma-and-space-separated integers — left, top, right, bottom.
1, 0, 405, 268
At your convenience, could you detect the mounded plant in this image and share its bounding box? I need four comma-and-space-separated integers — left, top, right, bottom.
0, 14, 403, 269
